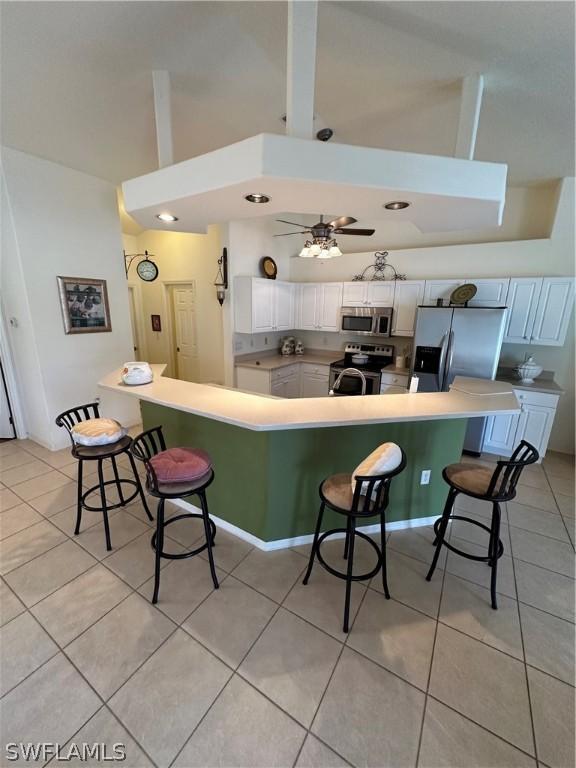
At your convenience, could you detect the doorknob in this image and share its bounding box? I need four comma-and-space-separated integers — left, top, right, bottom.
176, 346, 180, 352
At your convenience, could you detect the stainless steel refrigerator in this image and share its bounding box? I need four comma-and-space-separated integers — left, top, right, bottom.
411, 306, 507, 453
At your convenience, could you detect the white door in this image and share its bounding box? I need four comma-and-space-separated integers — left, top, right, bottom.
483, 413, 521, 456
298, 284, 319, 330
503, 278, 542, 344
127, 287, 141, 357
275, 282, 294, 331
530, 277, 574, 346
423, 279, 463, 304
466, 278, 510, 307
318, 284, 343, 331
172, 286, 198, 381
392, 281, 425, 336
342, 282, 367, 306
252, 279, 275, 332
516, 404, 555, 457
367, 282, 395, 307
0, 361, 15, 439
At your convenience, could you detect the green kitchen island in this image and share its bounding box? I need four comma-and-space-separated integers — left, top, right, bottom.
100, 365, 519, 548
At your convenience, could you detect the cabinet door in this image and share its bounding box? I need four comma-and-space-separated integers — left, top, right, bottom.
270, 379, 285, 398
252, 279, 275, 332
342, 282, 367, 306
301, 372, 329, 398
392, 280, 425, 336
366, 282, 395, 307
516, 404, 555, 458
275, 282, 294, 331
483, 413, 521, 456
318, 284, 343, 331
530, 277, 575, 346
283, 373, 301, 399
297, 284, 319, 330
423, 279, 463, 304
466, 278, 510, 307
503, 278, 542, 344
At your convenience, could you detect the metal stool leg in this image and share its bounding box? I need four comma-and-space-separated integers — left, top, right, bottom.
74, 459, 83, 535
380, 510, 390, 599
127, 451, 153, 521
97, 459, 112, 551
343, 515, 352, 560
152, 498, 165, 604
199, 491, 219, 590
303, 502, 325, 585
110, 455, 126, 506
489, 502, 501, 610
426, 488, 457, 581
343, 516, 356, 633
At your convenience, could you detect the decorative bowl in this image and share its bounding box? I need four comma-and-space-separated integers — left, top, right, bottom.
121, 361, 153, 386
515, 357, 543, 384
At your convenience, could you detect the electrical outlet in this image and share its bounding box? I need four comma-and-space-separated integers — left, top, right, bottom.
234, 339, 243, 353
420, 470, 431, 485
264, 336, 268, 346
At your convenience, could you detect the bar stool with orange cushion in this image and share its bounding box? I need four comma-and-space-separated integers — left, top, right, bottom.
302, 443, 406, 633
426, 440, 539, 608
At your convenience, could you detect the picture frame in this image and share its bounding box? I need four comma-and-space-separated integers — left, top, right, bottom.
57, 276, 112, 334
151, 314, 162, 332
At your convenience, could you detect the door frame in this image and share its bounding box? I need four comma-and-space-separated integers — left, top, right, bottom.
127, 281, 148, 361
162, 280, 197, 380
0, 307, 26, 438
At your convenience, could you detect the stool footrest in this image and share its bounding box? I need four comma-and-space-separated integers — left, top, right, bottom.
316, 528, 382, 582
82, 479, 139, 512
433, 515, 504, 562
151, 513, 216, 560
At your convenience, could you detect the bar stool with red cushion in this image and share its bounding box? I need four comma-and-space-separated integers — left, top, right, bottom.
130, 425, 219, 604
426, 440, 539, 608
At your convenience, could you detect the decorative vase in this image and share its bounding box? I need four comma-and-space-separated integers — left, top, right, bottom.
121, 361, 153, 386
515, 356, 543, 384
294, 339, 305, 355
280, 337, 295, 356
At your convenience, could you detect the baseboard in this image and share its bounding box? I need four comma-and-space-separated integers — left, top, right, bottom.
170, 498, 437, 552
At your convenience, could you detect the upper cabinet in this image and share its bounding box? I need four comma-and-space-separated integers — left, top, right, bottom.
234, 277, 295, 334
504, 277, 574, 346
342, 281, 394, 307
423, 279, 463, 304
392, 281, 425, 337
296, 283, 343, 332
465, 278, 510, 307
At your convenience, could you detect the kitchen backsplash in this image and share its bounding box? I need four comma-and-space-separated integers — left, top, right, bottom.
233, 329, 413, 357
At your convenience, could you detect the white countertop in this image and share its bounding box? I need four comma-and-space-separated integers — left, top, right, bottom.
100, 365, 520, 432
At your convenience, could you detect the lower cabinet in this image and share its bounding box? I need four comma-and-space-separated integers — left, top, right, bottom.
483, 390, 559, 460
236, 362, 330, 398
301, 363, 330, 397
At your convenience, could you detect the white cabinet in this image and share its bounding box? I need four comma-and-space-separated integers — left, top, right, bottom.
423, 280, 463, 304
530, 277, 575, 346
503, 278, 542, 344
234, 277, 294, 334
342, 281, 394, 307
465, 278, 510, 307
235, 366, 271, 395
392, 280, 425, 336
300, 363, 330, 398
483, 390, 559, 460
296, 283, 342, 332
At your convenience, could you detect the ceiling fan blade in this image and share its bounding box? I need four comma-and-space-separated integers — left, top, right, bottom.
333, 228, 376, 236
273, 231, 309, 237
327, 216, 357, 229
275, 219, 306, 228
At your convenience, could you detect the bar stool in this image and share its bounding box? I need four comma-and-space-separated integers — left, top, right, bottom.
426, 440, 539, 608
130, 426, 219, 604
55, 403, 152, 551
303, 446, 407, 633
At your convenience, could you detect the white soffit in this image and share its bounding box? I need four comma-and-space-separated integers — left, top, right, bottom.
122, 133, 507, 234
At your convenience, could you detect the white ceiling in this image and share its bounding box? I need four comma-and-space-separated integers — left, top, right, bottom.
1, 1, 574, 186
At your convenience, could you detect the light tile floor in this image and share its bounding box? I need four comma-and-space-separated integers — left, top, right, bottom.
0, 439, 574, 768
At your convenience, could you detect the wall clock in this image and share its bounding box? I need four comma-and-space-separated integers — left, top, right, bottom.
136, 257, 159, 282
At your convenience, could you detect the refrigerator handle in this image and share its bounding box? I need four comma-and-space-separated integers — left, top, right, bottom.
436, 331, 448, 391
442, 330, 455, 390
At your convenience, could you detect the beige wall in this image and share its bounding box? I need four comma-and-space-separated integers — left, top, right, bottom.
122, 226, 224, 384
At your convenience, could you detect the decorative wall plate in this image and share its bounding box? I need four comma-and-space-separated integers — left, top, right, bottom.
451, 283, 477, 304
260, 256, 277, 279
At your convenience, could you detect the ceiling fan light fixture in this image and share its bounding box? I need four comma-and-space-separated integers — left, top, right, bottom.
384, 201, 410, 210
299, 243, 313, 258
328, 244, 342, 258
156, 213, 178, 222
244, 193, 270, 204
309, 243, 322, 257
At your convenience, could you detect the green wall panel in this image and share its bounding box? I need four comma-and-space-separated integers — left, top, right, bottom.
141, 401, 467, 543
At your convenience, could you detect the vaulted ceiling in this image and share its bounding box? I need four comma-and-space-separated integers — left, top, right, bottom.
1, 1, 574, 186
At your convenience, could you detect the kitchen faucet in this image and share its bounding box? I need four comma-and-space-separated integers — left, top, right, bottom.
329, 367, 367, 396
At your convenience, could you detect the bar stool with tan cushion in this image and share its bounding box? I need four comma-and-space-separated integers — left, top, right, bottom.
426, 440, 539, 608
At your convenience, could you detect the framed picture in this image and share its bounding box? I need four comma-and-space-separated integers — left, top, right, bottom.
151, 314, 162, 332
57, 276, 112, 334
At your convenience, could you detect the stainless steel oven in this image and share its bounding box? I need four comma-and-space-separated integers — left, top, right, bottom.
340, 306, 392, 337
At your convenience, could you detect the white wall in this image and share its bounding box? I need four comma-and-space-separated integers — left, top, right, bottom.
1, 147, 139, 450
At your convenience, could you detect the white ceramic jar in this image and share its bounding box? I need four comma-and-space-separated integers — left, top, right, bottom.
515, 356, 543, 384
121, 362, 153, 386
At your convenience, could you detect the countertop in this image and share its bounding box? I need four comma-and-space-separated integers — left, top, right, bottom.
235, 350, 410, 376
100, 365, 520, 432
495, 368, 564, 395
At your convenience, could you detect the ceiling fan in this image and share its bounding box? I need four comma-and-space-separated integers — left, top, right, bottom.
274, 215, 375, 259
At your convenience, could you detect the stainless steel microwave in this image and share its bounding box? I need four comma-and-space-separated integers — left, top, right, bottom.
340, 306, 393, 337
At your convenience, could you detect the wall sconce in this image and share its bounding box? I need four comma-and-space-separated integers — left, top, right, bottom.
214, 248, 228, 306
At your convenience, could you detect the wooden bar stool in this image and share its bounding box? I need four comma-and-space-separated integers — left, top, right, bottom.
55, 403, 152, 551
130, 426, 219, 604
426, 440, 539, 608
303, 445, 406, 633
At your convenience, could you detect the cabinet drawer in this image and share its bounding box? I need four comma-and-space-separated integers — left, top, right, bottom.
380, 372, 408, 387
271, 363, 299, 381
300, 363, 329, 378
380, 385, 408, 395
514, 390, 559, 409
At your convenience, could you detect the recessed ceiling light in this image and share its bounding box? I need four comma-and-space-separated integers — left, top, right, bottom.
156, 213, 178, 222
244, 193, 271, 204
384, 201, 410, 210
